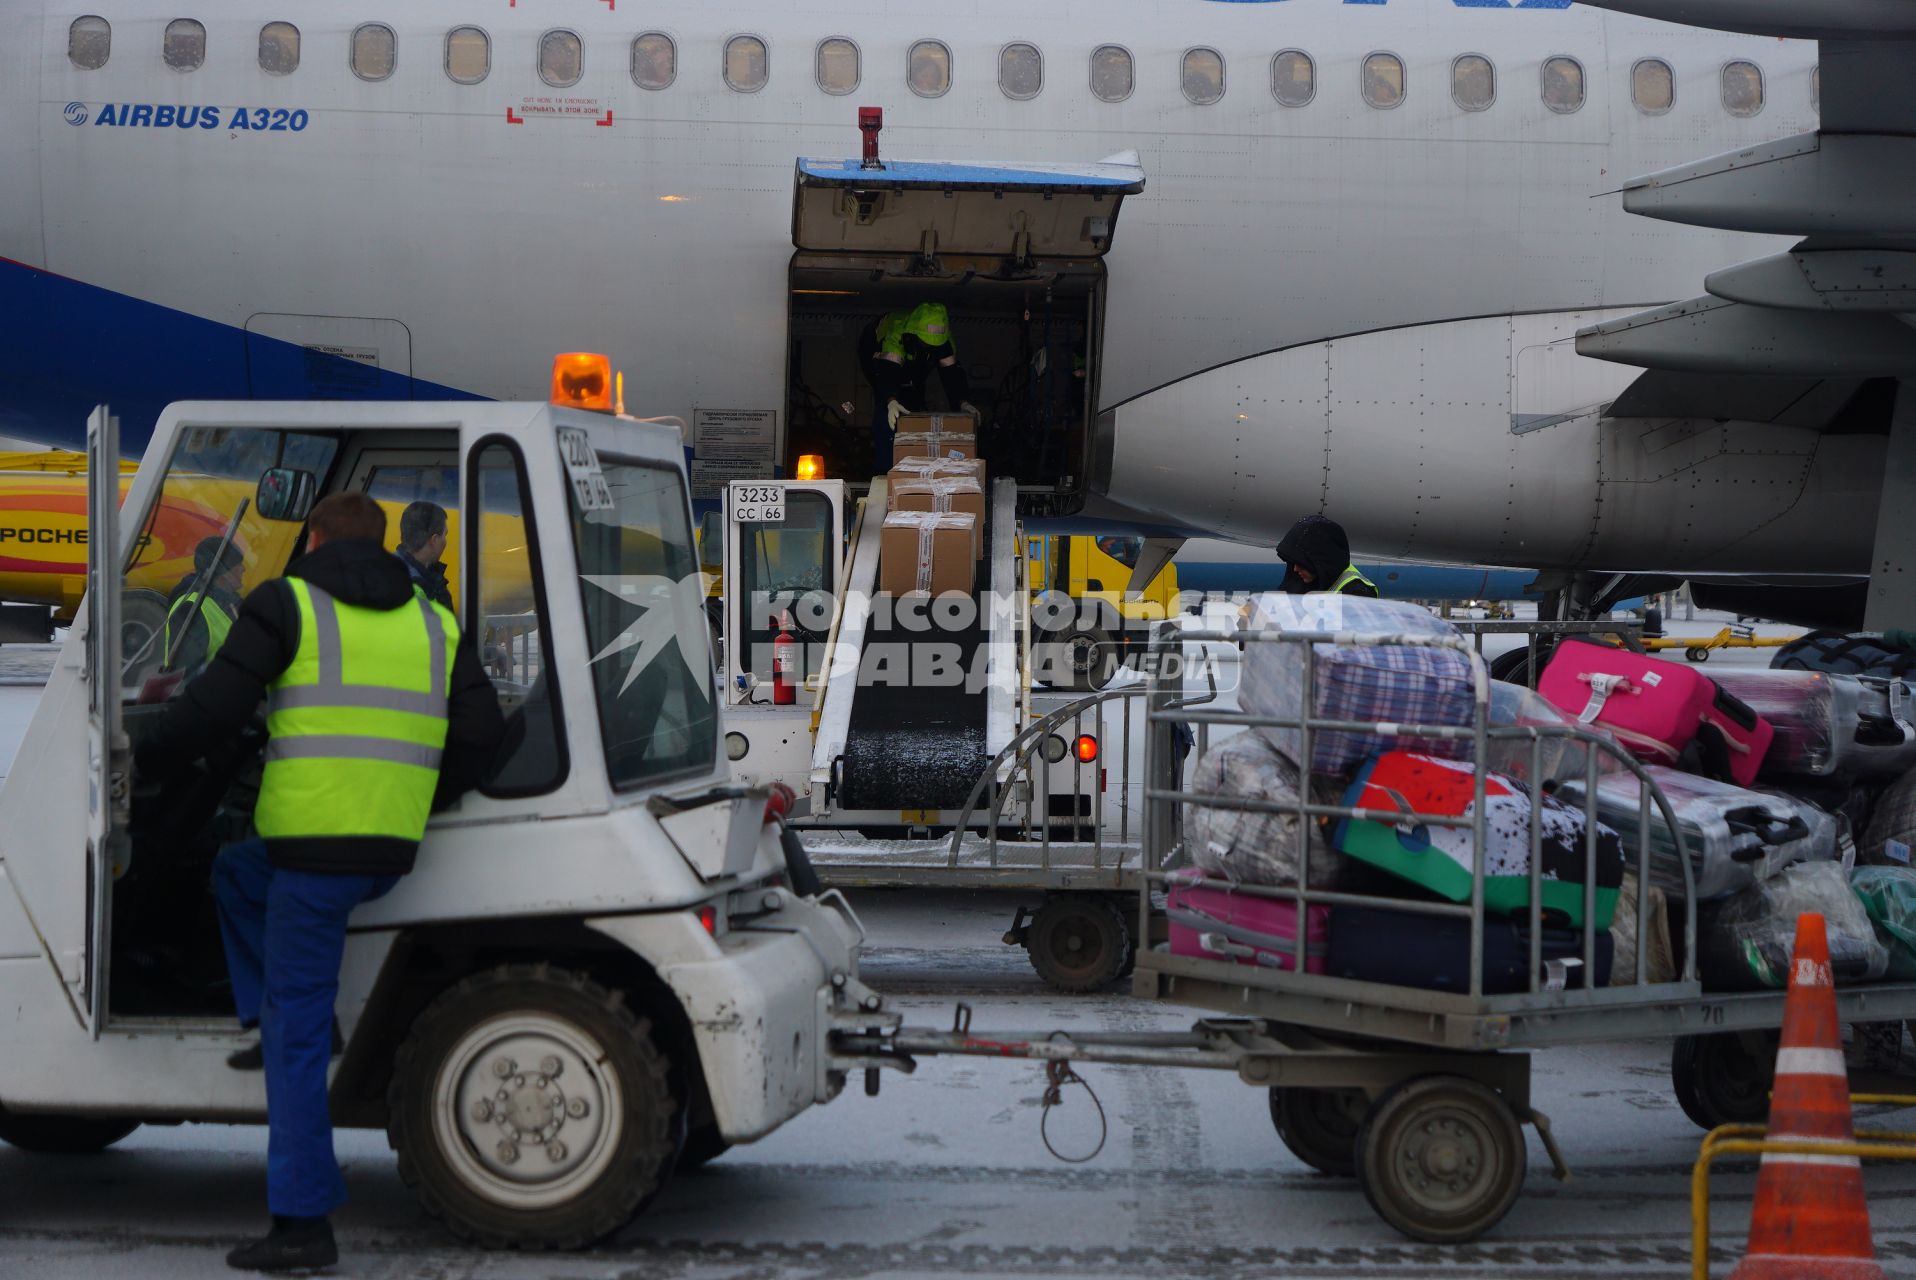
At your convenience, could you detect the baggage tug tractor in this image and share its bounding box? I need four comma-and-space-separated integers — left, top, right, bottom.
0, 400, 895, 1247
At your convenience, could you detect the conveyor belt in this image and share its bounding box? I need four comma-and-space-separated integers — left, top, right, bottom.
836, 581, 990, 809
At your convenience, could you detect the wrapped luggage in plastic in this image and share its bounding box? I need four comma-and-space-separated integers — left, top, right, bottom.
1183, 731, 1341, 888
1238, 595, 1475, 774
1607, 871, 1676, 987
1165, 867, 1329, 973
1708, 669, 1916, 780
1485, 680, 1623, 788
1557, 764, 1838, 901
1851, 866, 1916, 980
1773, 631, 1916, 679
1696, 862, 1888, 991
1861, 764, 1916, 868
1332, 751, 1623, 928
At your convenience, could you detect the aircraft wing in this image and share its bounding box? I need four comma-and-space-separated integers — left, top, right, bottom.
1574, 2, 1916, 402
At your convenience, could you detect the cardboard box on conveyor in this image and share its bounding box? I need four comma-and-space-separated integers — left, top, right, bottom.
879, 510, 977, 597
891, 476, 985, 559
892, 430, 976, 465
895, 410, 977, 437
891, 455, 986, 485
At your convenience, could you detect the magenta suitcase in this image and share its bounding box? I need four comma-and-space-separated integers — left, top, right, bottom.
1539, 639, 1774, 783
1165, 869, 1328, 974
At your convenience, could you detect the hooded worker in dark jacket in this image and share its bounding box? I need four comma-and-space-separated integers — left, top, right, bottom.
135, 492, 505, 1273
1276, 515, 1379, 598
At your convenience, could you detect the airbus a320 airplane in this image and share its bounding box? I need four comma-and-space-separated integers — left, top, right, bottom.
0, 0, 1907, 623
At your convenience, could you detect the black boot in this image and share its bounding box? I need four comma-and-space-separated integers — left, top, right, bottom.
227, 1020, 344, 1071
225, 1216, 337, 1272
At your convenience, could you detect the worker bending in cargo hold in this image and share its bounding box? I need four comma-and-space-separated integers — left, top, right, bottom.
135, 492, 504, 1273
860, 301, 981, 473
161, 536, 247, 675
1276, 514, 1378, 598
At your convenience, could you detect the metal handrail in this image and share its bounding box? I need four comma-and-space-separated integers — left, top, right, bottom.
1140, 621, 1700, 1002
942, 683, 1148, 869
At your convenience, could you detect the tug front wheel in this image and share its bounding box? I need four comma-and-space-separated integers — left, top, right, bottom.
388, 963, 683, 1250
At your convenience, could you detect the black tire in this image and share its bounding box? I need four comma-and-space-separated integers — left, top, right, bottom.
1686, 647, 1710, 664
1270, 1087, 1365, 1177
1671, 1032, 1775, 1132
121, 588, 171, 683
1355, 1075, 1527, 1244
1025, 896, 1130, 993
0, 1108, 140, 1154
1064, 626, 1121, 691
387, 963, 683, 1250
1488, 647, 1541, 687
677, 1123, 730, 1172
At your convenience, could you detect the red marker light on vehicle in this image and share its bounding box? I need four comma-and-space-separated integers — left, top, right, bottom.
698, 905, 718, 935
764, 781, 796, 824
1074, 734, 1099, 763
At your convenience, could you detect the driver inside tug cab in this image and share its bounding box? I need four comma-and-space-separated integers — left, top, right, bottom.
859, 302, 980, 473
161, 537, 247, 676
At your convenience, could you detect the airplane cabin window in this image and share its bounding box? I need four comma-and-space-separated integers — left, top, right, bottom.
1000, 43, 1042, 100
351, 24, 395, 82
1542, 56, 1585, 113
1091, 45, 1133, 102
1181, 47, 1224, 105
1631, 58, 1674, 114
68, 15, 109, 70
446, 26, 490, 85
725, 35, 768, 93
632, 33, 675, 90
164, 19, 205, 73
816, 37, 860, 95
539, 29, 583, 88
1451, 54, 1494, 111
1272, 50, 1315, 107
258, 22, 299, 76
909, 40, 951, 98
1362, 52, 1404, 109
1721, 60, 1763, 116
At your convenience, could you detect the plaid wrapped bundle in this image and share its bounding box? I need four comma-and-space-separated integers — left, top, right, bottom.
1239, 596, 1475, 775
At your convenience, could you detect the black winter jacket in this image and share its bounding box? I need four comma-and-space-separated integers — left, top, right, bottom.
1276, 515, 1379, 598
135, 538, 507, 875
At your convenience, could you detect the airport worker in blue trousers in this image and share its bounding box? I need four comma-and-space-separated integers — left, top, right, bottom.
136, 491, 504, 1272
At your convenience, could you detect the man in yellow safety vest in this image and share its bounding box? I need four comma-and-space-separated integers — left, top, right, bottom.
160, 537, 247, 675
135, 492, 504, 1273
1276, 514, 1379, 598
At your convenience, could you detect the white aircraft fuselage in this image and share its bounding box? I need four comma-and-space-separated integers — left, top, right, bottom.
0, 0, 1873, 575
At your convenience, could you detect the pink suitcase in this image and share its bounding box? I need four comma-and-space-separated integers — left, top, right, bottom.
1165, 869, 1328, 973
1539, 639, 1773, 784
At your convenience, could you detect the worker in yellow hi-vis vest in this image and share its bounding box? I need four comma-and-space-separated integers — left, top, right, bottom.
135, 493, 505, 1273
1276, 514, 1379, 598
160, 537, 247, 675
859, 302, 981, 473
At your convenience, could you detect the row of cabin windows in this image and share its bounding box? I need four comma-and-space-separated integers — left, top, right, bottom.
66, 17, 1796, 117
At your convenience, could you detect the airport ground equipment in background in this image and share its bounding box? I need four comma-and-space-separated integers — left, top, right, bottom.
0, 401, 896, 1248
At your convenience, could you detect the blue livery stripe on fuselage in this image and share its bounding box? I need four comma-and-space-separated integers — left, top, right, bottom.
0, 257, 482, 455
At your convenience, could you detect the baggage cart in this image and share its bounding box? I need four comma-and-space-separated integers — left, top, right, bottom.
834, 621, 1916, 1244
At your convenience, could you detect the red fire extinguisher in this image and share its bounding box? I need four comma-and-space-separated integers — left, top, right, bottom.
772, 609, 798, 705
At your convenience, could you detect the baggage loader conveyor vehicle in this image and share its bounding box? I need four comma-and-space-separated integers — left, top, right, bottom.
0, 400, 900, 1249
833, 623, 1916, 1244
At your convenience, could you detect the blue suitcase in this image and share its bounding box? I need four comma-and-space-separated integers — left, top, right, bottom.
1326, 903, 1614, 994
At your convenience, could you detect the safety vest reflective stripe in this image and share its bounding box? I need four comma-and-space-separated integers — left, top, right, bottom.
1332, 565, 1377, 595
161, 590, 232, 664
265, 735, 444, 769
268, 684, 447, 716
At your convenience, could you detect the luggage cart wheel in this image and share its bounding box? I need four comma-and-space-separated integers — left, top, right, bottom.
1269, 1087, 1365, 1177
1025, 895, 1130, 993
1355, 1075, 1526, 1244
1685, 646, 1710, 663
1671, 1031, 1775, 1132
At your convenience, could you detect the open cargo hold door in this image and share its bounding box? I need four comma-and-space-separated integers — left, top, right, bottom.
786, 152, 1144, 498
791, 153, 1144, 261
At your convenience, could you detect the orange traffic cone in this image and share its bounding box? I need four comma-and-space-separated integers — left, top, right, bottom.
1729, 913, 1883, 1280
